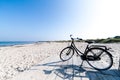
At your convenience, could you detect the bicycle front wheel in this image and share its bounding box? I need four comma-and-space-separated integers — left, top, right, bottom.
86, 48, 113, 70
60, 47, 74, 61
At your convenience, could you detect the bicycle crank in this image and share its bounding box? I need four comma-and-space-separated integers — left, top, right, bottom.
86, 55, 101, 61
81, 55, 101, 61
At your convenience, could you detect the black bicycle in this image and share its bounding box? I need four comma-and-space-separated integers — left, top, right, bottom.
60, 35, 113, 71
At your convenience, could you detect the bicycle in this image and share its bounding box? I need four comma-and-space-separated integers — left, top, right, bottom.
60, 35, 113, 71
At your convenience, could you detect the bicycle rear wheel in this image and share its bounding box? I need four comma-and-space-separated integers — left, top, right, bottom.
60, 47, 74, 61
86, 48, 113, 70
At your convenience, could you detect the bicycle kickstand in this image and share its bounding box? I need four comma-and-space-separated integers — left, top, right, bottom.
118, 58, 120, 70
80, 60, 84, 67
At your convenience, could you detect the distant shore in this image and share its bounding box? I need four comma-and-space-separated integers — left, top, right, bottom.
1, 38, 120, 48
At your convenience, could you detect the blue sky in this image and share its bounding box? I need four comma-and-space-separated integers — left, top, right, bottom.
0, 0, 120, 41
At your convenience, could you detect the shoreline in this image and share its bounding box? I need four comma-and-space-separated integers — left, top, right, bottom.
0, 41, 35, 47
1, 40, 120, 47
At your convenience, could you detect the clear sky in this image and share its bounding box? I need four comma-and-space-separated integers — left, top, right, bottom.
0, 0, 120, 41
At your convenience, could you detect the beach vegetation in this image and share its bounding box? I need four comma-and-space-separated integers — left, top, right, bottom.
86, 36, 120, 43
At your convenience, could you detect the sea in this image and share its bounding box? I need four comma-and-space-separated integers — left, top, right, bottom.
0, 41, 35, 47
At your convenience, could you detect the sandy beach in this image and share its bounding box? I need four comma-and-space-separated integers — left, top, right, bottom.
0, 42, 120, 80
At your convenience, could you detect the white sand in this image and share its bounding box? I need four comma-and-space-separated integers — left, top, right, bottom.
0, 42, 120, 80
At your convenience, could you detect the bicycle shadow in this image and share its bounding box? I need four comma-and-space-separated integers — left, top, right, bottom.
35, 60, 120, 80
42, 64, 87, 79
53, 65, 86, 79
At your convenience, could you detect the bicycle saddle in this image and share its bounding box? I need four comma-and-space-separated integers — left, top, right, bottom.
85, 41, 95, 44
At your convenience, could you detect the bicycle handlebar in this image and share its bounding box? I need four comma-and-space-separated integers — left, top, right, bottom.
70, 35, 95, 44
70, 35, 82, 41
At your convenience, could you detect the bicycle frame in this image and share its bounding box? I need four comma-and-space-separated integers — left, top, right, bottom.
69, 35, 112, 56
69, 37, 89, 56
60, 35, 113, 70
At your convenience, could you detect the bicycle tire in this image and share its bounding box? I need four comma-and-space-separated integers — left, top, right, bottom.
60, 47, 74, 61
86, 48, 113, 70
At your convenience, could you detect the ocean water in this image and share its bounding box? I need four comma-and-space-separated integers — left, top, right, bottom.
0, 41, 34, 47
